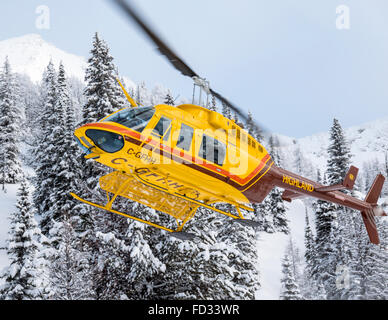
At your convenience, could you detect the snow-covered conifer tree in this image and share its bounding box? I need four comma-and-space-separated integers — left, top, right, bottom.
384, 152, 388, 196
125, 206, 166, 299
192, 237, 237, 299
0, 57, 22, 184
221, 101, 232, 120
16, 74, 40, 156
82, 33, 125, 125
32, 61, 57, 220
164, 90, 175, 106
153, 206, 259, 300
78, 32, 128, 211
67, 76, 85, 122
150, 84, 166, 105
135, 81, 149, 106
294, 146, 315, 179
150, 209, 211, 300
324, 118, 354, 299
62, 83, 86, 234
331, 211, 357, 300
209, 95, 217, 112
365, 219, 388, 299
326, 118, 351, 185
279, 253, 303, 300
49, 219, 93, 300
347, 216, 388, 300
246, 110, 263, 142
0, 176, 42, 299
38, 63, 74, 233
153, 230, 200, 299
286, 237, 303, 287
87, 203, 166, 300
80, 33, 126, 189
74, 33, 134, 299
315, 280, 327, 300
303, 210, 316, 298
218, 210, 260, 299
312, 195, 337, 296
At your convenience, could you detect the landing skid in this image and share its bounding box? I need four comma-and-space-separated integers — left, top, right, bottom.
70, 192, 174, 232
71, 171, 258, 240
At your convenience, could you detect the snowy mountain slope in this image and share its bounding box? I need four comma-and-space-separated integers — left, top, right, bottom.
299, 117, 388, 169
276, 116, 388, 172
0, 34, 136, 89
256, 200, 308, 299
0, 34, 86, 83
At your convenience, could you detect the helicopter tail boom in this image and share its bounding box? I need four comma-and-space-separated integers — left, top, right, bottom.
267, 165, 386, 244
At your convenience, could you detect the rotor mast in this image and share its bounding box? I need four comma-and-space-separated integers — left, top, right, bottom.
191, 76, 211, 108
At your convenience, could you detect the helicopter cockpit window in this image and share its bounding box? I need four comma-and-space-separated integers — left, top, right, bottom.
198, 134, 226, 166
102, 106, 155, 133
85, 129, 124, 153
176, 123, 194, 151
151, 116, 171, 139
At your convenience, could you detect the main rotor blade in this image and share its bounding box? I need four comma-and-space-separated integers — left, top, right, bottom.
112, 0, 198, 78
209, 88, 268, 134
111, 0, 268, 135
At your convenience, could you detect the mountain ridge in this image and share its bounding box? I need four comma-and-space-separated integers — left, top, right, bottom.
0, 33, 136, 89
0, 33, 87, 83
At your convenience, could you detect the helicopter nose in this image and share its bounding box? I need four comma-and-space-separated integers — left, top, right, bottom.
74, 126, 94, 154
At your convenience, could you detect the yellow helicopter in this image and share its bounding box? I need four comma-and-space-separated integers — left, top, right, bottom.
71, 0, 386, 243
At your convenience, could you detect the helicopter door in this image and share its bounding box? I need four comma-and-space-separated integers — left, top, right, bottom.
142, 115, 172, 164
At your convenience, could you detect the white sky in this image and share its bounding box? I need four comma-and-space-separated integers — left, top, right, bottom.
1, 0, 388, 137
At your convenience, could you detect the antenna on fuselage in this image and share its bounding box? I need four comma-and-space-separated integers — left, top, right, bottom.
116, 78, 138, 108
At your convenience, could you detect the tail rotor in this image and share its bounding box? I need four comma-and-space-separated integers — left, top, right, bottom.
361, 174, 386, 244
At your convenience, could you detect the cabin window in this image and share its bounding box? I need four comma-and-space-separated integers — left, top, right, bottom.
176, 123, 194, 151
102, 106, 155, 133
152, 116, 171, 139
198, 134, 226, 166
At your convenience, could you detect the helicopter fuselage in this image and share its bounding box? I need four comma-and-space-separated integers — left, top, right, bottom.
75, 104, 275, 207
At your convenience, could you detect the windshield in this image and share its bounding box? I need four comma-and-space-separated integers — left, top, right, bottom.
85, 129, 124, 153
103, 106, 155, 133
